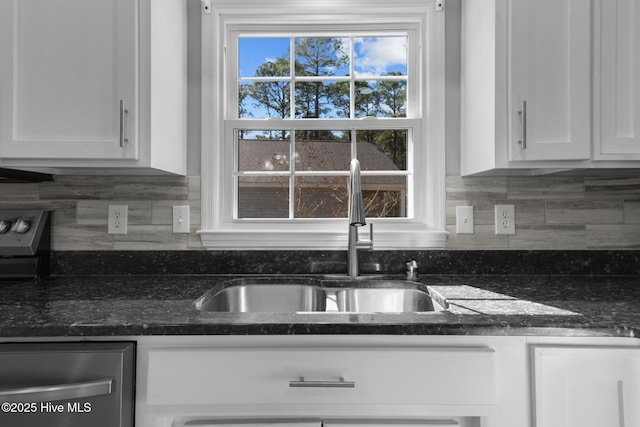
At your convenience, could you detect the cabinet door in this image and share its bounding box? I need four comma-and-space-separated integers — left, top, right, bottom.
596, 0, 640, 159
532, 346, 640, 427
509, 0, 591, 161
0, 0, 137, 160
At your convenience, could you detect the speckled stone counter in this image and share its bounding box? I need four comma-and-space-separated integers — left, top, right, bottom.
0, 274, 638, 338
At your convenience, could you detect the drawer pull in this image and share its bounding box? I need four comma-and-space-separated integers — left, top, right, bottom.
289, 376, 355, 388
0, 378, 113, 403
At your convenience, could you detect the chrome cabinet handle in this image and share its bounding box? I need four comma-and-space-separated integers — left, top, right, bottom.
518, 100, 527, 149
119, 99, 129, 147
289, 376, 355, 388
0, 378, 113, 402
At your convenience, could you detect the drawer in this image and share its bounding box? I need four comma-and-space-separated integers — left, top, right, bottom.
147, 346, 495, 407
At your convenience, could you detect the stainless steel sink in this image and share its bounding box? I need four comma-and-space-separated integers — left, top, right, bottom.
335, 287, 446, 312
194, 277, 448, 314
195, 284, 327, 313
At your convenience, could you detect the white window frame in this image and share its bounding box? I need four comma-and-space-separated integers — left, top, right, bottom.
199, 0, 447, 250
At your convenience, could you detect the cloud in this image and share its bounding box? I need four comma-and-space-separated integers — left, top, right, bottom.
354, 37, 407, 76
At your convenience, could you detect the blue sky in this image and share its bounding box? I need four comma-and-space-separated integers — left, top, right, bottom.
239, 36, 408, 78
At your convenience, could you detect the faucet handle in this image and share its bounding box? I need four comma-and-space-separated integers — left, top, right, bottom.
406, 260, 418, 281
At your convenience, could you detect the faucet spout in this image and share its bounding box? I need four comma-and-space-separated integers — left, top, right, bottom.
347, 159, 373, 277
348, 159, 366, 226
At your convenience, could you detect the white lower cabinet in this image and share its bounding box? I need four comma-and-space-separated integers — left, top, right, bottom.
531, 345, 640, 427
136, 335, 529, 427
136, 335, 640, 427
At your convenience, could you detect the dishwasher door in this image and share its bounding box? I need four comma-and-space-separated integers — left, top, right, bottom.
0, 342, 134, 427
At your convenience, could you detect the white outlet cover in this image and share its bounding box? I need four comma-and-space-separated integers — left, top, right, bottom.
456, 206, 474, 234
173, 206, 190, 233
108, 205, 128, 235
495, 205, 515, 235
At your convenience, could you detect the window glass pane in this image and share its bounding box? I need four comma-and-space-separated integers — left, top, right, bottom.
295, 81, 349, 118
362, 176, 407, 218
356, 129, 407, 170
354, 79, 407, 118
295, 37, 349, 77
238, 131, 291, 172
294, 176, 348, 218
295, 130, 350, 171
238, 176, 289, 218
240, 81, 291, 119
239, 38, 290, 78
354, 36, 407, 77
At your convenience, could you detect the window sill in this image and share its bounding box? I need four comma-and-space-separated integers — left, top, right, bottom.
198, 229, 448, 250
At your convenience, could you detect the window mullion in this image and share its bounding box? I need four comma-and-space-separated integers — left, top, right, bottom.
289, 36, 296, 120
289, 130, 295, 219
349, 35, 355, 120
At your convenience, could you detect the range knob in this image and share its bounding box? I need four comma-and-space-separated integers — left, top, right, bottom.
0, 219, 10, 234
10, 218, 30, 234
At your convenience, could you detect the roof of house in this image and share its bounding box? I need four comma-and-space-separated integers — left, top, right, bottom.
238, 139, 405, 186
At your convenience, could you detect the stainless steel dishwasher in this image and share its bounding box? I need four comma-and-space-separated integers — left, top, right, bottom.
0, 342, 134, 427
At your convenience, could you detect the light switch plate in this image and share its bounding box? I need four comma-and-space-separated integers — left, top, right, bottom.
173, 206, 190, 233
456, 206, 474, 234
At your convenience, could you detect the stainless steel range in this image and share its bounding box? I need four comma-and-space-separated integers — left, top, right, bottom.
0, 209, 51, 279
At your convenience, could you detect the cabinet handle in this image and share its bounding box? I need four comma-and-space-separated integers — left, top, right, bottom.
0, 378, 113, 403
289, 376, 355, 388
119, 100, 129, 147
518, 100, 527, 149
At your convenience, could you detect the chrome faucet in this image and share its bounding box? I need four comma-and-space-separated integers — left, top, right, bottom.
348, 159, 373, 277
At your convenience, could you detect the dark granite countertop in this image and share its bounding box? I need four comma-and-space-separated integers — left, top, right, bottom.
0, 274, 638, 339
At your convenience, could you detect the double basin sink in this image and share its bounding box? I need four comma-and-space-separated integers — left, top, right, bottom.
194, 276, 448, 314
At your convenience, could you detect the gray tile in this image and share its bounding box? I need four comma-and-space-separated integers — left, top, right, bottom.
509, 225, 586, 249
446, 176, 507, 201
0, 183, 40, 201
39, 176, 115, 200
445, 225, 509, 249
113, 225, 189, 250
587, 225, 640, 248
113, 176, 189, 200
546, 200, 624, 224
625, 200, 640, 224
188, 176, 201, 200
52, 225, 114, 250
585, 177, 640, 199
507, 176, 584, 199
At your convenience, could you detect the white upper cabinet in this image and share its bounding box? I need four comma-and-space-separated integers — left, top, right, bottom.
509, 0, 591, 162
0, 0, 187, 175
461, 0, 640, 175
595, 0, 640, 161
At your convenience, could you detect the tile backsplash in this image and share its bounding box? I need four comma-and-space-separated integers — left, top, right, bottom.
1, 175, 639, 250
447, 176, 640, 249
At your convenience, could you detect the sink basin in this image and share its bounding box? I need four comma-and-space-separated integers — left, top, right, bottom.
194, 277, 448, 314
335, 287, 446, 313
195, 284, 327, 313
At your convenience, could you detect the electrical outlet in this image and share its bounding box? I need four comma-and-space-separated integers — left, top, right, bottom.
108, 205, 128, 235
456, 206, 474, 234
173, 206, 190, 233
495, 205, 515, 235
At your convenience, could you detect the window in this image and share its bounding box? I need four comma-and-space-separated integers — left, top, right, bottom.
200, 0, 447, 249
